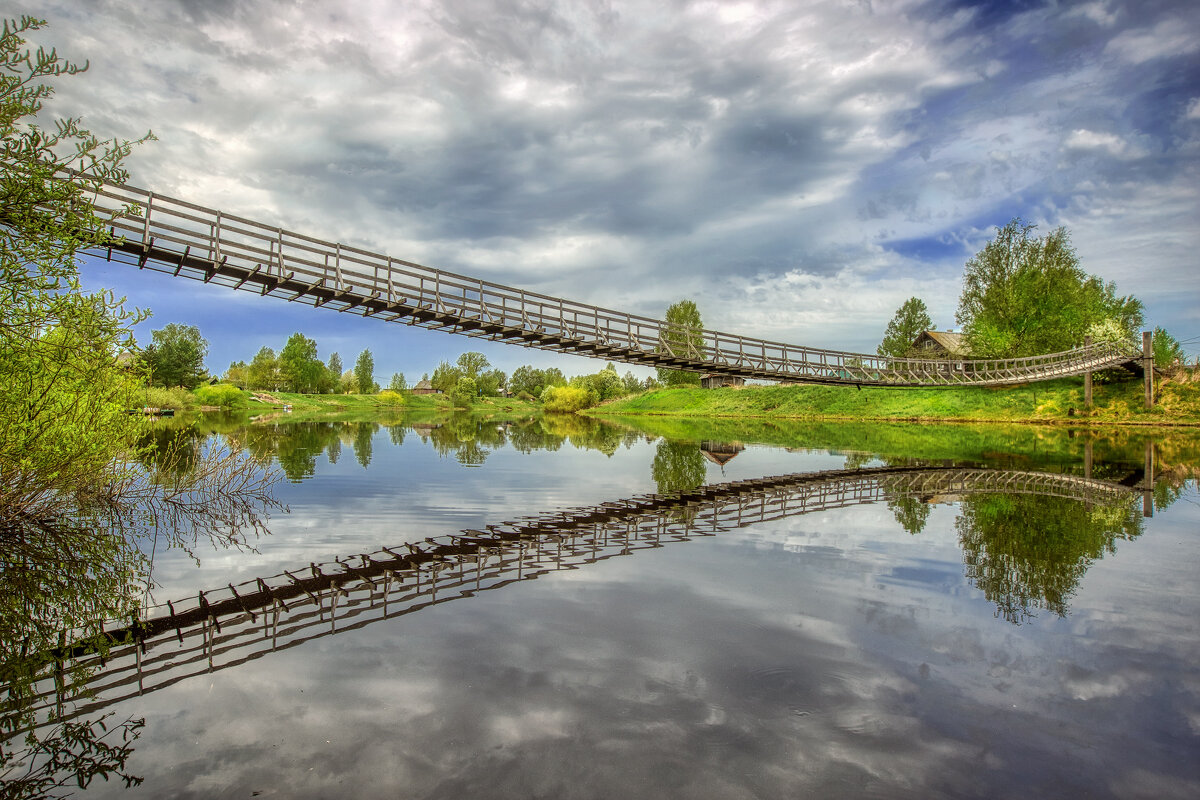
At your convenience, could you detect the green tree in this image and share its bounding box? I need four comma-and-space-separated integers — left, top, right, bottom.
141, 323, 208, 387
0, 15, 152, 532
476, 367, 506, 397
327, 352, 343, 381
955, 220, 1144, 357
877, 297, 932, 358
572, 363, 626, 401
456, 351, 490, 378
223, 360, 248, 389
1152, 327, 1185, 369
354, 349, 377, 394
430, 360, 462, 393
657, 299, 704, 386
622, 370, 644, 394
245, 346, 280, 391
388, 371, 408, 391
448, 376, 477, 407
278, 332, 323, 393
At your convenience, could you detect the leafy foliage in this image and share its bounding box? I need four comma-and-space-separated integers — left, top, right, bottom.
0, 16, 155, 530
509, 365, 567, 399
955, 220, 1144, 357
448, 376, 477, 407
193, 383, 247, 409
141, 323, 208, 388
877, 297, 932, 358
388, 372, 407, 392
541, 385, 597, 412
570, 363, 628, 402
354, 349, 377, 394
1152, 327, 1185, 369
656, 299, 704, 386
376, 389, 405, 407
279, 332, 326, 393
245, 346, 281, 391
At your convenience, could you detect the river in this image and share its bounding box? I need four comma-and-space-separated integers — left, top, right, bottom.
3, 413, 1198, 799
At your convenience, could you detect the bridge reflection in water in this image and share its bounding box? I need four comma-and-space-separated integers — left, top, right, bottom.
4, 465, 1143, 732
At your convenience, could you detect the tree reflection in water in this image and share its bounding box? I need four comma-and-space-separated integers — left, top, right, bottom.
1, 432, 278, 798
651, 441, 707, 495
956, 492, 1144, 623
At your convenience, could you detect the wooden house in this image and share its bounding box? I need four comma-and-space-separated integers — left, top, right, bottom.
910, 331, 969, 358
412, 379, 436, 395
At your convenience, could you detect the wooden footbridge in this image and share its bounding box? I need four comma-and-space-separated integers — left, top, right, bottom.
3, 465, 1141, 731
90, 181, 1151, 387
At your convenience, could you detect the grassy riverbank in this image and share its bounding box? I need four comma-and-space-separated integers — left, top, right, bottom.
246, 391, 541, 423
590, 377, 1200, 427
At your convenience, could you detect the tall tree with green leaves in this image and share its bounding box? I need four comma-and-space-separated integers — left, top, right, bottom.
278, 333, 324, 393
1152, 327, 1185, 368
456, 351, 490, 378
0, 15, 154, 531
142, 323, 208, 387
877, 297, 932, 358
245, 346, 280, 391
955, 219, 1144, 357
656, 299, 704, 386
355, 348, 377, 394
388, 372, 407, 391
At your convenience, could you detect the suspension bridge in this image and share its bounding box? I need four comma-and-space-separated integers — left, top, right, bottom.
89, 181, 1153, 389
3, 464, 1144, 732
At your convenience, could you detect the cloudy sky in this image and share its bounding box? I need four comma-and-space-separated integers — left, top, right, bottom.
32, 0, 1200, 379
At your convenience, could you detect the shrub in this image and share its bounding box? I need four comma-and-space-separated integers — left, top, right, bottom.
542, 385, 598, 413
137, 385, 197, 410
376, 390, 406, 407
193, 383, 248, 409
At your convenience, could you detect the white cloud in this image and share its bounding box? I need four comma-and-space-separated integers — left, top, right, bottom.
1105, 19, 1200, 64
1064, 129, 1134, 158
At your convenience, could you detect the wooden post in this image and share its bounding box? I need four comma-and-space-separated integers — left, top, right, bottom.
1083, 335, 1093, 409
1143, 330, 1154, 409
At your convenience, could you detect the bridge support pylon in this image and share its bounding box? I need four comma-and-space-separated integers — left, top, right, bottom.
1143, 330, 1154, 409
1084, 335, 1093, 409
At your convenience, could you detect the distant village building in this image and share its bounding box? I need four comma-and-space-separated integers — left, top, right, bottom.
910, 330, 970, 358
700, 373, 746, 389
412, 379, 436, 395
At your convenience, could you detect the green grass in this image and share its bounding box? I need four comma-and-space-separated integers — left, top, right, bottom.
591, 377, 1200, 427
239, 391, 541, 423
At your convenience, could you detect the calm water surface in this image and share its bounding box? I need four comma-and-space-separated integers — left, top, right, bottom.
4, 414, 1199, 799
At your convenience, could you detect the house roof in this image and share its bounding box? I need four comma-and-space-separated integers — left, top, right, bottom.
913, 330, 969, 356
414, 379, 433, 390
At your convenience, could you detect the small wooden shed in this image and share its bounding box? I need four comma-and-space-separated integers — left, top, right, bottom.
412, 379, 436, 395
700, 373, 746, 389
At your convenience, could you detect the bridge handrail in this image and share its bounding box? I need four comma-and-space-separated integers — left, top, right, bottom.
85, 180, 1142, 385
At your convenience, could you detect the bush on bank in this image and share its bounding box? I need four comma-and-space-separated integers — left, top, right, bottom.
542, 385, 597, 413
193, 383, 248, 409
